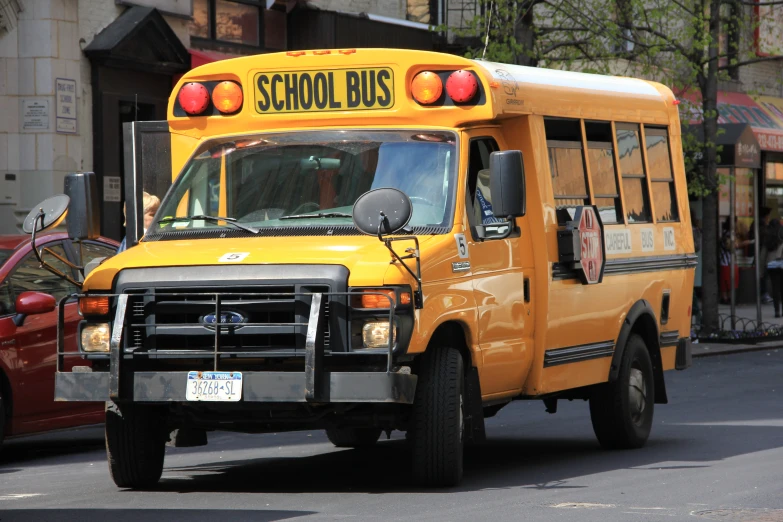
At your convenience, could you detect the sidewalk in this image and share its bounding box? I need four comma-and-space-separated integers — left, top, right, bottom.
717, 302, 783, 327
692, 302, 783, 358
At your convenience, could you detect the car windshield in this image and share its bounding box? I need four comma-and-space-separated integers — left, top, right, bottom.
151, 130, 457, 237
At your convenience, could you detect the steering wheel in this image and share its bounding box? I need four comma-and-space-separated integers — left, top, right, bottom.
290, 202, 320, 215
409, 196, 436, 207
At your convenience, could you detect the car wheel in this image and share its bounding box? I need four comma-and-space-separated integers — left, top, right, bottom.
409, 346, 465, 487
105, 401, 167, 488
325, 427, 382, 448
589, 334, 655, 449
0, 390, 5, 448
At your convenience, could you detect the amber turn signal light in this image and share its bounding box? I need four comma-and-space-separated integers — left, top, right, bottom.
212, 81, 243, 113
353, 289, 411, 308
80, 296, 110, 316
411, 71, 442, 105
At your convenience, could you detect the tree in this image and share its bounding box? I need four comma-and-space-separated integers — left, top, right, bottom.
446, 0, 783, 330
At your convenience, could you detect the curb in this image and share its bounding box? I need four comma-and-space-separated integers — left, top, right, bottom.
692, 343, 783, 358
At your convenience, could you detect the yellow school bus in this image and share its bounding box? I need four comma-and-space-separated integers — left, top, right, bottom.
42, 49, 694, 489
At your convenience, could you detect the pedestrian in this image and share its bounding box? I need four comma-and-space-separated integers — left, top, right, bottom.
117, 191, 160, 253
765, 214, 783, 317
691, 217, 702, 325
750, 206, 774, 304
719, 217, 740, 305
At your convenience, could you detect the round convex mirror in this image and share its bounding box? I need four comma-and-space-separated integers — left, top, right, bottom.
352, 188, 413, 236
22, 194, 70, 234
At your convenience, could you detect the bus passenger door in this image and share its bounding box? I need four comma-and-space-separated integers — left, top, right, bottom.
463, 130, 531, 396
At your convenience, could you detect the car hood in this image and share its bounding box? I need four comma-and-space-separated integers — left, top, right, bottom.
84, 234, 438, 291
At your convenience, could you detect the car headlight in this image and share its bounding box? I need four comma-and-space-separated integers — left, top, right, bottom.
362, 321, 397, 349
81, 323, 111, 352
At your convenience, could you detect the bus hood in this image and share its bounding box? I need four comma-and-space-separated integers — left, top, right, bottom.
84, 234, 437, 291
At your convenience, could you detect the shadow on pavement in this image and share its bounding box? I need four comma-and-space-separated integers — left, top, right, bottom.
147, 419, 783, 494
0, 509, 313, 522
0, 427, 105, 467
145, 352, 783, 494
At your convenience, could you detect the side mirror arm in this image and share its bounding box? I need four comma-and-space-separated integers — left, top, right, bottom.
476, 217, 517, 241
31, 212, 83, 289
380, 235, 424, 309
12, 314, 27, 327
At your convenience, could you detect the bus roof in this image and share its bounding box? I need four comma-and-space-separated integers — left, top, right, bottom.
169, 49, 678, 137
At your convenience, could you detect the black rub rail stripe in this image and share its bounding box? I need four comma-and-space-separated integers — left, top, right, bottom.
543, 340, 615, 367
553, 253, 698, 280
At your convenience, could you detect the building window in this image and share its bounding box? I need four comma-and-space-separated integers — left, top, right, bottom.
407, 0, 441, 24
616, 123, 651, 223
644, 127, 679, 222
190, 0, 263, 48
585, 121, 622, 224
545, 118, 589, 224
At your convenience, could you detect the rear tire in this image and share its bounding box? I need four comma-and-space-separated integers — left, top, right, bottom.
325, 427, 382, 448
105, 401, 166, 488
409, 346, 465, 487
589, 334, 654, 449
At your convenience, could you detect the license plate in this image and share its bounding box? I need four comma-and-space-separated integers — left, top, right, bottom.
253, 67, 394, 114
186, 371, 242, 402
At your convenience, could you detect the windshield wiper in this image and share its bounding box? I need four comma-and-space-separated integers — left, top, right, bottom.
157, 215, 260, 234
280, 212, 353, 220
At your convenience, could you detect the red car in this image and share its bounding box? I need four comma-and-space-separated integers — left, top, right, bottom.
0, 232, 118, 445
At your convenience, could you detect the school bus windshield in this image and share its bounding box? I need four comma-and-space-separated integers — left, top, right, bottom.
152, 130, 457, 237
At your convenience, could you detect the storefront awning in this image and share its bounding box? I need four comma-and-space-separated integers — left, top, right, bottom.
681, 91, 783, 152
688, 123, 761, 169
189, 48, 237, 68
172, 48, 238, 86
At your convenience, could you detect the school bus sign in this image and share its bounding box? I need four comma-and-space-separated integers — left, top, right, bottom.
253, 67, 394, 114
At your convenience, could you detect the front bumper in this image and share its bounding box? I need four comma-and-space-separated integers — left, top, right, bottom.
56, 291, 416, 405
55, 370, 417, 404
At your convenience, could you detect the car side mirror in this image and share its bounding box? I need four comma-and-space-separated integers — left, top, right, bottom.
352, 188, 413, 237
489, 150, 526, 218
13, 291, 56, 327
64, 172, 101, 240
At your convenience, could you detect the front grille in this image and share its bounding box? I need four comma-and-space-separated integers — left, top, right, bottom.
126, 286, 330, 355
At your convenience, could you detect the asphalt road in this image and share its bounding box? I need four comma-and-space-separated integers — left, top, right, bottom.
1, 349, 782, 522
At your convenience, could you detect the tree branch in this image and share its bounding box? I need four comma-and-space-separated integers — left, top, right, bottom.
736, 1, 783, 5
718, 54, 783, 69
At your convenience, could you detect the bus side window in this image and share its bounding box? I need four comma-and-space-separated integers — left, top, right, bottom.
545, 118, 589, 224
585, 121, 622, 224
466, 137, 502, 231
644, 126, 679, 222
616, 123, 652, 223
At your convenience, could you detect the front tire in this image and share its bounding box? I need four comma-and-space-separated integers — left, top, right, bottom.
589, 334, 654, 449
409, 346, 465, 487
105, 401, 166, 488
325, 427, 382, 448
0, 390, 6, 449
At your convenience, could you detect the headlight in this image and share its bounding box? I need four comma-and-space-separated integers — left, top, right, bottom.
81, 323, 111, 352
362, 321, 397, 349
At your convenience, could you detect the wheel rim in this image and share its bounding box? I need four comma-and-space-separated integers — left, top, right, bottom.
628, 364, 647, 426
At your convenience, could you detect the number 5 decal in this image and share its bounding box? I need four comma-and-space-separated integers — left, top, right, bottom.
454, 233, 469, 259
218, 252, 249, 263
